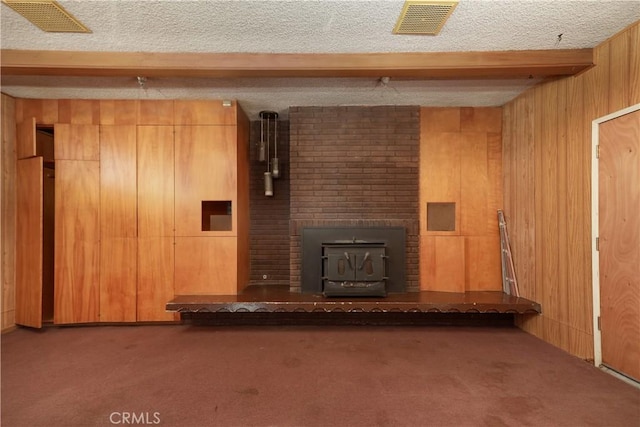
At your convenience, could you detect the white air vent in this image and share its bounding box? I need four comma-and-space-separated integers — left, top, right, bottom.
2, 0, 91, 33
393, 0, 458, 35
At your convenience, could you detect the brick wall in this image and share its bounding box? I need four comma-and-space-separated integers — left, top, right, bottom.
249, 120, 290, 284
289, 106, 420, 291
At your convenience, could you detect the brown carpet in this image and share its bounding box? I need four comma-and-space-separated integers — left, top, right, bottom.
1, 325, 639, 427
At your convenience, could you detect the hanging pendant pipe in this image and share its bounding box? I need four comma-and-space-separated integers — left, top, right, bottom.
259, 110, 279, 196
272, 115, 280, 178
264, 172, 273, 197
258, 116, 266, 162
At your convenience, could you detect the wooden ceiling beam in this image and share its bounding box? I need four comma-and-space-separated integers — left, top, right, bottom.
0, 49, 593, 79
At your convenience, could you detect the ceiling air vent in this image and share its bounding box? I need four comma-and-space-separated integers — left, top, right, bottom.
393, 0, 458, 35
2, 0, 91, 33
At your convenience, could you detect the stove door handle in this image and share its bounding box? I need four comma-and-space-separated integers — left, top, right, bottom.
344, 252, 353, 270
358, 251, 371, 270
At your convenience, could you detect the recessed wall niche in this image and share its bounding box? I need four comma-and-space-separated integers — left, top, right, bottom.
202, 200, 232, 231
426, 202, 456, 231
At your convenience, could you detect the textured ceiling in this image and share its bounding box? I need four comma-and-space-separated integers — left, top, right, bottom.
2, 0, 639, 119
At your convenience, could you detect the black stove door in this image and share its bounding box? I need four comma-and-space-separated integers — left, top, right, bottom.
325, 250, 356, 281
354, 248, 386, 282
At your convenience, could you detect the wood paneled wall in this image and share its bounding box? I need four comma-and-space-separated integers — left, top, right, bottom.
1, 94, 17, 331
502, 21, 640, 360
420, 107, 503, 292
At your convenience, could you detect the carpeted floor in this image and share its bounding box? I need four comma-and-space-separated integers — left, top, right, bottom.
1, 325, 639, 427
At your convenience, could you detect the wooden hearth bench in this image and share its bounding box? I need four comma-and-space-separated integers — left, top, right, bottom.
166, 285, 541, 315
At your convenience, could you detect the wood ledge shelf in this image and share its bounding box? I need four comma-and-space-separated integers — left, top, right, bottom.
166, 285, 541, 315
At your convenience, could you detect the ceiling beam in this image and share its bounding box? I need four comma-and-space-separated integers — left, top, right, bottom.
0, 49, 593, 79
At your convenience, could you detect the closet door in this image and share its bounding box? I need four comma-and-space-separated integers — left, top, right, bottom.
137, 125, 176, 321
99, 125, 137, 322
16, 118, 36, 159
54, 124, 100, 324
16, 157, 43, 328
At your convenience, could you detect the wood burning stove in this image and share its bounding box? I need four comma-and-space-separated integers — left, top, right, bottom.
322, 242, 387, 297
301, 227, 406, 295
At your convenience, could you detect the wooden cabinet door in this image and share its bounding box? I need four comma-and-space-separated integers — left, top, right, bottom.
100, 125, 137, 238
174, 100, 236, 125
137, 126, 176, 320
138, 237, 176, 321
54, 160, 100, 324
16, 157, 43, 328
54, 124, 99, 160
138, 126, 174, 237
174, 237, 237, 295
100, 238, 137, 322
17, 118, 36, 159
99, 126, 137, 322
175, 126, 237, 237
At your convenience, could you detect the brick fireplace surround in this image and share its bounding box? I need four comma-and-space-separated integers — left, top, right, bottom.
288, 106, 420, 292
249, 105, 420, 292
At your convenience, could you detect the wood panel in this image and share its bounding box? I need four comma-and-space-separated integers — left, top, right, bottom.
420, 107, 503, 293
599, 110, 640, 380
556, 78, 570, 327
235, 108, 251, 293
543, 316, 570, 353
420, 108, 460, 133
465, 236, 501, 291
520, 90, 536, 308
15, 157, 42, 328
15, 98, 58, 124
100, 125, 137, 238
565, 75, 589, 334
175, 125, 237, 237
420, 236, 465, 293
540, 82, 560, 324
504, 101, 518, 291
174, 100, 237, 125
137, 126, 174, 237
54, 124, 99, 160
174, 237, 237, 295
100, 100, 138, 125
420, 131, 461, 235
100, 238, 137, 322
16, 118, 36, 159
54, 160, 100, 324
1, 48, 594, 79
486, 132, 503, 236
137, 100, 174, 125
630, 23, 640, 105
513, 95, 527, 297
57, 99, 100, 124
460, 132, 489, 236
568, 327, 595, 361
608, 30, 630, 113
460, 107, 502, 133
435, 236, 465, 293
580, 36, 611, 333
504, 23, 639, 361
137, 237, 177, 321
1, 94, 17, 330
501, 104, 512, 236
